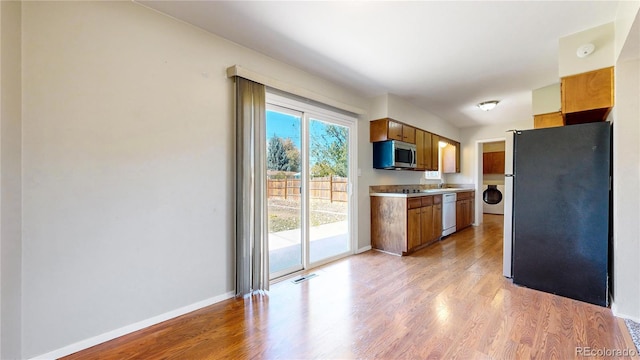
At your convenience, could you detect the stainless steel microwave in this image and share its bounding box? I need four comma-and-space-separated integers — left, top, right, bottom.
373, 140, 417, 169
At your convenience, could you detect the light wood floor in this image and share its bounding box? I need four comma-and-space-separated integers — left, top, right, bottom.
64, 215, 636, 359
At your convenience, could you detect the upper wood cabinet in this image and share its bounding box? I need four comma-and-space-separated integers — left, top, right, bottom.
370, 118, 416, 144
369, 119, 456, 172
442, 140, 460, 173
455, 142, 460, 173
403, 125, 416, 144
561, 67, 614, 124
425, 132, 434, 171
415, 130, 425, 170
483, 151, 505, 174
431, 134, 440, 171
534, 111, 564, 129
415, 130, 435, 171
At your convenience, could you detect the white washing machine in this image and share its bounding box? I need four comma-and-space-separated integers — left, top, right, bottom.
482, 184, 504, 214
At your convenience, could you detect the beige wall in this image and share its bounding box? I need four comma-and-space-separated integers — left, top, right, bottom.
531, 83, 561, 115
0, 1, 22, 359
21, 2, 370, 357
558, 22, 615, 77
612, 58, 640, 322
386, 94, 460, 140
615, 1, 640, 62
449, 119, 533, 185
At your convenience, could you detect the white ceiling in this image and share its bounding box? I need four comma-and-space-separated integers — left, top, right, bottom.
138, 1, 622, 128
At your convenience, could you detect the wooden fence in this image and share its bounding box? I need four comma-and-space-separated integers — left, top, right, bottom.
267, 176, 348, 202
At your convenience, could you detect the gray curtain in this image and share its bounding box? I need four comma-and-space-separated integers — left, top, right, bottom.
235, 77, 269, 297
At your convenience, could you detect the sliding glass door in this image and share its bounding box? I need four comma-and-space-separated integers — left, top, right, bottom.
266, 93, 355, 279
308, 118, 350, 263
266, 105, 304, 276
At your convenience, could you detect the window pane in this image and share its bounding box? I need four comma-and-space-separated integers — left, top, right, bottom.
308, 118, 350, 263
266, 109, 303, 276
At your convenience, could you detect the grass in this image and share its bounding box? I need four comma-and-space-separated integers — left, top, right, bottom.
268, 197, 347, 232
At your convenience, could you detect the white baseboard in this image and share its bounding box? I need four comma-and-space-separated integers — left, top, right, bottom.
356, 245, 371, 254
31, 291, 235, 360
612, 302, 640, 323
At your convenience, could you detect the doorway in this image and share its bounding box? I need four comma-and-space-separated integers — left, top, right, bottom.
265, 92, 357, 279
480, 141, 506, 215
474, 138, 507, 224
474, 136, 513, 278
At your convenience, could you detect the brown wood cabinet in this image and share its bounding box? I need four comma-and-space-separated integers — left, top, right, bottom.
431, 134, 440, 171
455, 191, 475, 231
370, 196, 406, 255
371, 194, 443, 256
370, 118, 416, 144
369, 120, 453, 172
415, 130, 436, 171
482, 151, 505, 174
430, 195, 442, 242
407, 207, 421, 251
561, 67, 614, 124
442, 141, 461, 173
415, 130, 425, 170
420, 203, 434, 246
407, 198, 422, 251
455, 142, 461, 173
534, 111, 564, 129
403, 125, 416, 144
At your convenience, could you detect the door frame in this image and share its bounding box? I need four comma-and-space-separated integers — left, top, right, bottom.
473, 137, 506, 225
265, 91, 358, 276
474, 136, 514, 278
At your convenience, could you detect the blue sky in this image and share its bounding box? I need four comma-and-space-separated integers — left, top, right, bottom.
267, 109, 350, 170
266, 110, 301, 147
266, 110, 334, 149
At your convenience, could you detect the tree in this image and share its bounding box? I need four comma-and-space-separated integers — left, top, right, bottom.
310, 124, 348, 177
267, 136, 288, 171
281, 138, 300, 173
267, 136, 300, 173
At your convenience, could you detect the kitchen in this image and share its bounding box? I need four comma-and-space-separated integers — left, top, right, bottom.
3, 1, 639, 359
367, 62, 615, 306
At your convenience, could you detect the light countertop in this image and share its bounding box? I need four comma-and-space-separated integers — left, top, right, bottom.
369, 188, 475, 198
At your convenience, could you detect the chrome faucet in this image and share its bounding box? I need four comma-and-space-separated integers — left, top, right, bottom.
438, 181, 445, 189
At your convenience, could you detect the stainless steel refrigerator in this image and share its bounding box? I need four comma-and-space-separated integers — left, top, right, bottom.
509, 121, 611, 307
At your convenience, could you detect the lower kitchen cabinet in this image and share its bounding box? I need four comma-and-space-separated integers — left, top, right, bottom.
456, 191, 475, 230
433, 198, 443, 239
407, 206, 421, 251
420, 201, 434, 245
371, 194, 443, 256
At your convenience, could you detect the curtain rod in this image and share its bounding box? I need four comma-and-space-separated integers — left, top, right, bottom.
226, 65, 366, 115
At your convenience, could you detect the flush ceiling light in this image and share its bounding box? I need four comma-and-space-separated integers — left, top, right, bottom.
477, 100, 500, 111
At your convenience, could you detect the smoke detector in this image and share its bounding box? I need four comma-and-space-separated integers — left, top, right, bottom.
576, 43, 595, 58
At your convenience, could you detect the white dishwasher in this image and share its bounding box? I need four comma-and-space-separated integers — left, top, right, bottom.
442, 193, 457, 236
